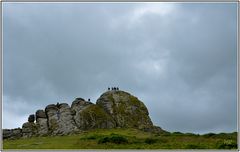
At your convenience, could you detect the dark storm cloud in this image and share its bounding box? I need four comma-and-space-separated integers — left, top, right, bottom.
3, 3, 237, 134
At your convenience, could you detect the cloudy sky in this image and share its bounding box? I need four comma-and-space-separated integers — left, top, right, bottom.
3, 2, 237, 134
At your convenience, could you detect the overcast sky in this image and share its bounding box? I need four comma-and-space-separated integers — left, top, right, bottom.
3, 2, 237, 134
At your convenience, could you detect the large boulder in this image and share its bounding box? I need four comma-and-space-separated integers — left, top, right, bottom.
45, 103, 78, 135
35, 110, 48, 136
28, 114, 35, 122
22, 122, 37, 138
71, 98, 92, 128
96, 90, 153, 130
36, 118, 48, 136
36, 110, 47, 119
73, 104, 115, 130
71, 98, 93, 112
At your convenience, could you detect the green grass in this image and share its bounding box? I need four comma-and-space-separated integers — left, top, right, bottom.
3, 128, 237, 149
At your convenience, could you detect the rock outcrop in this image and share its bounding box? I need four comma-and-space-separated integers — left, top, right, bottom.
28, 114, 35, 123
75, 104, 116, 130
71, 98, 115, 130
3, 128, 22, 139
36, 110, 48, 136
3, 90, 166, 140
22, 122, 37, 138
45, 103, 78, 135
96, 91, 153, 130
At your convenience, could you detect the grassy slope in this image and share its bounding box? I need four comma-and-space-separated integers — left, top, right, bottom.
3, 128, 237, 149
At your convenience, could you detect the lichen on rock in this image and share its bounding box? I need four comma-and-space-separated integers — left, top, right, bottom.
45, 103, 78, 135
35, 110, 48, 136
96, 90, 153, 130
22, 122, 37, 138
75, 104, 116, 130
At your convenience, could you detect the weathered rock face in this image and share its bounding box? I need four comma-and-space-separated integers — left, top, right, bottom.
35, 110, 48, 136
71, 98, 92, 129
3, 128, 22, 139
36, 110, 47, 119
74, 104, 116, 130
3, 129, 13, 139
71, 98, 115, 130
35, 109, 48, 136
96, 91, 153, 130
45, 103, 78, 135
22, 122, 37, 138
36, 118, 48, 136
71, 98, 93, 113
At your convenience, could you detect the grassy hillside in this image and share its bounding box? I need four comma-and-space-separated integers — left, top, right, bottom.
3, 128, 237, 149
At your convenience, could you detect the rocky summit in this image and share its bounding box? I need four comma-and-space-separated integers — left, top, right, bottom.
3, 90, 166, 140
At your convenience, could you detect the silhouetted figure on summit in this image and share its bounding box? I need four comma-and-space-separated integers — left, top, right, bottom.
108, 87, 110, 91
110, 87, 120, 91
88, 98, 90, 102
